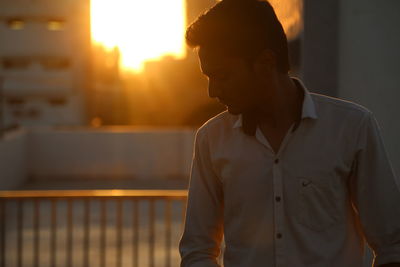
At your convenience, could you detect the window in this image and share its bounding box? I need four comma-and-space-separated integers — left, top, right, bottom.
40, 57, 71, 70
6, 18, 25, 30
48, 98, 67, 106
2, 57, 31, 70
47, 19, 65, 31
7, 98, 25, 106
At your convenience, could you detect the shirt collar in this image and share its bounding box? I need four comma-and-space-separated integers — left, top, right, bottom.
233, 77, 318, 129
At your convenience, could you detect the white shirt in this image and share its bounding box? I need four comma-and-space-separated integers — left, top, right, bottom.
179, 78, 400, 267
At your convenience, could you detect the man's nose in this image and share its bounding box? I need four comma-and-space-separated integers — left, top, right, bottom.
208, 80, 221, 98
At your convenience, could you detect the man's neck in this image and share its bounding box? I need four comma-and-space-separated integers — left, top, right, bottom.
257, 75, 303, 129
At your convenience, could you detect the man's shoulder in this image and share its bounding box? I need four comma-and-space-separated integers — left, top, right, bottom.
196, 110, 237, 137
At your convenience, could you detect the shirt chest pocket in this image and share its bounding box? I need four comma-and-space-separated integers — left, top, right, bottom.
296, 176, 342, 232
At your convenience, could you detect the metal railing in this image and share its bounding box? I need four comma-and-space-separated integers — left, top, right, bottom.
0, 189, 188, 267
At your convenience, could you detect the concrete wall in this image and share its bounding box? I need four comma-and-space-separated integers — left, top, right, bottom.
0, 128, 27, 189
301, 0, 339, 97
338, 0, 400, 176
27, 127, 196, 181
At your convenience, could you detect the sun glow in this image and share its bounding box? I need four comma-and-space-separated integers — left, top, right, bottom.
215, 0, 303, 41
91, 0, 187, 72
268, 0, 303, 41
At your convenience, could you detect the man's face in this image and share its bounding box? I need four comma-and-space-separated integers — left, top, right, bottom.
199, 48, 263, 115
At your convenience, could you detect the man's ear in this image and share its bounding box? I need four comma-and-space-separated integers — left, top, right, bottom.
253, 49, 277, 76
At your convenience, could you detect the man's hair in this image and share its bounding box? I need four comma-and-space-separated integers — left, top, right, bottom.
186, 0, 290, 73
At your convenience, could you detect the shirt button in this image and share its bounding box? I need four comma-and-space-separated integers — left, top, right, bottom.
275, 196, 281, 202
274, 159, 279, 164
276, 233, 282, 239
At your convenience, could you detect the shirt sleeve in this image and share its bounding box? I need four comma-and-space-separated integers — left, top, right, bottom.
179, 128, 224, 267
349, 111, 400, 267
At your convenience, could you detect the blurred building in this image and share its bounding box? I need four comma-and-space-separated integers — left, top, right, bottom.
0, 0, 91, 127
90, 45, 124, 125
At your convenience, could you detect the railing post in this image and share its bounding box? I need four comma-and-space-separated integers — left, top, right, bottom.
116, 199, 123, 267
66, 199, 73, 267
165, 199, 172, 267
132, 199, 139, 267
83, 199, 90, 267
17, 200, 23, 267
33, 199, 40, 267
100, 199, 107, 267
0, 200, 5, 267
50, 199, 57, 267
149, 199, 155, 267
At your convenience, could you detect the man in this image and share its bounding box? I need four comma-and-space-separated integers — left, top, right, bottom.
179, 0, 400, 266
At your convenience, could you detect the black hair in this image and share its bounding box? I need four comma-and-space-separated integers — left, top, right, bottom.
186, 0, 290, 73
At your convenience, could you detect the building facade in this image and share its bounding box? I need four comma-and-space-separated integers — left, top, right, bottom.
0, 0, 91, 127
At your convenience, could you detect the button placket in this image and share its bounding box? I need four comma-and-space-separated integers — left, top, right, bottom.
272, 158, 285, 267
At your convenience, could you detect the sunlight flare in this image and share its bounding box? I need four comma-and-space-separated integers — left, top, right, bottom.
91, 0, 187, 72
268, 0, 303, 40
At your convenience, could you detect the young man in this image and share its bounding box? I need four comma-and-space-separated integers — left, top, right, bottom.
179, 0, 400, 266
